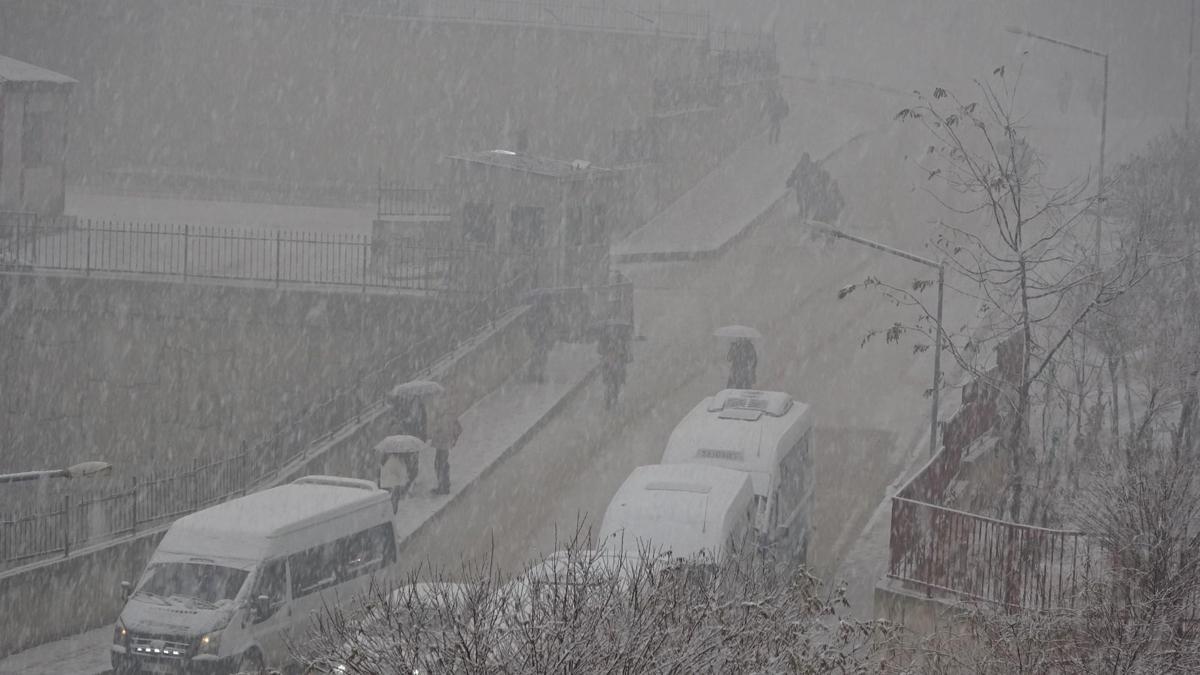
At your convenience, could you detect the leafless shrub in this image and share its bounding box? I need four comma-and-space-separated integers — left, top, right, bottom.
295, 534, 896, 674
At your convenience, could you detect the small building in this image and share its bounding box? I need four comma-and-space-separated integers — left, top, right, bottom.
0, 55, 76, 216
446, 149, 620, 291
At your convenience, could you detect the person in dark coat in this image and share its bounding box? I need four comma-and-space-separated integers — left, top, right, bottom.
599, 326, 630, 410
389, 394, 427, 494
526, 297, 554, 383
727, 338, 757, 390
787, 152, 816, 220
767, 88, 789, 145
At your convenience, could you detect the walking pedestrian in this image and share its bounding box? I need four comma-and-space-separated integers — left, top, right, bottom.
389, 394, 427, 493
727, 337, 758, 390
526, 297, 554, 383
598, 325, 630, 410
767, 88, 789, 145
429, 397, 462, 496
379, 447, 410, 513
787, 152, 815, 220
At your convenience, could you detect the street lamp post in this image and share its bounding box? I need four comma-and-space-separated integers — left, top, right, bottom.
1005, 25, 1108, 274
1188, 0, 1196, 131
0, 461, 113, 484
809, 221, 945, 457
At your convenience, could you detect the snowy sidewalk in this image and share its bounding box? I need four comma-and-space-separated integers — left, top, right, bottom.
0, 343, 597, 675
387, 342, 598, 543
612, 78, 900, 263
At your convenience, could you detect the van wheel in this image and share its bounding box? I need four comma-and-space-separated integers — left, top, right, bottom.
236, 649, 265, 674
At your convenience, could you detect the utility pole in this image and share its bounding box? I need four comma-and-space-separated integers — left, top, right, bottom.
1005, 26, 1108, 273
808, 220, 945, 457
1188, 0, 1196, 131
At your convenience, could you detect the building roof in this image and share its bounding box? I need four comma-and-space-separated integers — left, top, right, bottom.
0, 54, 76, 86
448, 149, 612, 180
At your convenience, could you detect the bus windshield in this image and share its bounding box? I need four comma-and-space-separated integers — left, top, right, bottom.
137, 562, 249, 607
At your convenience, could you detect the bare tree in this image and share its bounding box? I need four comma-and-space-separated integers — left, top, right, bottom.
840, 64, 1147, 521
295, 535, 896, 674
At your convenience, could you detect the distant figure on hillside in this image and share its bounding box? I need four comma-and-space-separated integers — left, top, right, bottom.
787, 152, 817, 219
526, 297, 555, 383
727, 338, 758, 390
598, 324, 631, 410
767, 88, 790, 145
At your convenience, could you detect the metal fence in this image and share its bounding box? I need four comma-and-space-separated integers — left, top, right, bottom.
0, 216, 499, 293
377, 181, 452, 219
240, 0, 710, 37
889, 497, 1093, 609
0, 264, 533, 571
885, 374, 1096, 609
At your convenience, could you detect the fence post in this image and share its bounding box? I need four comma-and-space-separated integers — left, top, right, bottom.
183, 224, 190, 281
192, 457, 201, 510
377, 167, 383, 218
275, 230, 282, 288
62, 494, 71, 558
130, 476, 138, 535
362, 239, 369, 293
241, 441, 249, 495
85, 218, 92, 275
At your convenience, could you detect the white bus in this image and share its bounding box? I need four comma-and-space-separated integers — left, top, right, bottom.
597, 463, 756, 562
112, 475, 396, 674
660, 389, 814, 562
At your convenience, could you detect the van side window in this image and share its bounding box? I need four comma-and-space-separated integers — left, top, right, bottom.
290, 543, 341, 598
342, 524, 396, 578
250, 560, 287, 622
289, 524, 398, 599
776, 431, 810, 526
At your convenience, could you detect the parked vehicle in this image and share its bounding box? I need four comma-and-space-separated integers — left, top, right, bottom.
660, 389, 814, 562
112, 476, 397, 674
597, 463, 756, 562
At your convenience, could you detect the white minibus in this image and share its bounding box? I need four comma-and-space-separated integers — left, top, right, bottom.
111, 475, 396, 674
597, 463, 756, 562
661, 389, 814, 561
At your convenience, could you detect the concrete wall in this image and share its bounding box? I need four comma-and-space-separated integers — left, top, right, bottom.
0, 301, 534, 658
0, 0, 705, 192
0, 273, 461, 507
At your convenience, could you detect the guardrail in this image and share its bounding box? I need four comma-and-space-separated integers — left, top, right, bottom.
0, 216, 496, 293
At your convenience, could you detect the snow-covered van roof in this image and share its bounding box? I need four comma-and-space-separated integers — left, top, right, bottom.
155, 476, 390, 564
597, 463, 754, 559
660, 389, 812, 497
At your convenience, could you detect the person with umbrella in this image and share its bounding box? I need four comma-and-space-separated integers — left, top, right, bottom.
715, 325, 761, 390
376, 435, 428, 512
384, 380, 440, 498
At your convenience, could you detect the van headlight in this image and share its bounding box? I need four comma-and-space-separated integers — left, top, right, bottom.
113, 621, 128, 645
196, 630, 221, 656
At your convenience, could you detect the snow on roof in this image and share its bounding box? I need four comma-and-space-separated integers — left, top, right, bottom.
157, 476, 387, 561
0, 54, 76, 86
598, 464, 753, 558
448, 150, 611, 180
661, 390, 812, 496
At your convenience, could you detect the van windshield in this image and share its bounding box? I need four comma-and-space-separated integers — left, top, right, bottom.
137, 562, 248, 607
